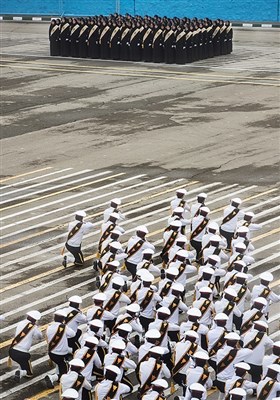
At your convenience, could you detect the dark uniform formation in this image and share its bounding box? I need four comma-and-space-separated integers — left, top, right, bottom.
49, 13, 233, 64
8, 192, 280, 400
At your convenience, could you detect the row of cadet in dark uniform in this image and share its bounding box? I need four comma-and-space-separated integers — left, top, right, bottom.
49, 13, 233, 64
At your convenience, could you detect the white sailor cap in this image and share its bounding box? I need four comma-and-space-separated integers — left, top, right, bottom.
254, 320, 268, 329
273, 341, 280, 348
136, 225, 149, 234
233, 242, 246, 250
268, 364, 280, 373
84, 336, 99, 345
170, 220, 182, 228
54, 309, 68, 317
193, 351, 209, 360
176, 235, 188, 243
69, 295, 82, 304
157, 307, 171, 316
111, 228, 123, 236
141, 270, 154, 282
202, 267, 215, 275
214, 313, 229, 321
174, 206, 185, 214
199, 286, 213, 294
75, 210, 86, 217
109, 212, 120, 220
111, 339, 126, 350
190, 383, 206, 392
200, 206, 210, 214
112, 276, 125, 286
89, 319, 104, 328
231, 197, 242, 205
126, 303, 140, 313
171, 282, 185, 292
234, 362, 250, 371
235, 272, 248, 280
26, 310, 41, 320
210, 235, 221, 243
152, 378, 169, 389
253, 297, 268, 306
236, 226, 249, 234
106, 260, 120, 268
198, 193, 207, 199
145, 329, 161, 339
183, 330, 199, 339
118, 323, 132, 333
187, 308, 202, 317
109, 241, 122, 250
136, 269, 148, 279
142, 248, 155, 255
176, 188, 187, 195
224, 288, 237, 298
207, 221, 219, 231
233, 260, 246, 268
245, 211, 254, 218
61, 389, 79, 399
225, 332, 240, 340
166, 266, 179, 276
229, 388, 246, 396
260, 272, 273, 282
69, 358, 85, 368
92, 293, 107, 301
149, 346, 167, 355
208, 255, 221, 263
177, 249, 190, 258
111, 198, 121, 205
105, 365, 121, 375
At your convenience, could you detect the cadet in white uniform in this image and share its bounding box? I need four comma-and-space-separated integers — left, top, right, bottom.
207, 313, 229, 370
98, 212, 124, 255
62, 295, 87, 353
94, 365, 130, 399
142, 378, 169, 399
214, 288, 242, 331
219, 198, 244, 251
136, 248, 161, 276
61, 388, 79, 400
190, 193, 207, 218
252, 272, 280, 318
86, 292, 115, 323
236, 211, 262, 238
262, 340, 280, 377
161, 220, 183, 265
190, 207, 210, 262
74, 336, 102, 382
256, 364, 280, 400
9, 310, 42, 382
171, 188, 190, 215
60, 358, 92, 400
185, 351, 212, 395
224, 362, 257, 399
240, 297, 267, 336
103, 198, 125, 222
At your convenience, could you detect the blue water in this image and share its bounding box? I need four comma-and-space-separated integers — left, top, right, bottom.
0, 0, 279, 22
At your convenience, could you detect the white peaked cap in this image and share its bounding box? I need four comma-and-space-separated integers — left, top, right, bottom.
111, 339, 126, 350
176, 235, 188, 243
157, 307, 171, 316
109, 241, 122, 250
111, 198, 121, 205
187, 308, 202, 317
126, 303, 140, 313
253, 297, 268, 306
166, 266, 179, 276
136, 225, 149, 233
214, 313, 229, 321
234, 362, 251, 370
245, 211, 254, 217
254, 320, 268, 329
198, 193, 207, 199
170, 220, 182, 228
142, 248, 155, 255
176, 188, 187, 195
111, 228, 123, 235
224, 288, 237, 297
93, 293, 107, 301
268, 364, 280, 373
141, 270, 154, 282
193, 351, 209, 360
225, 332, 240, 340
208, 255, 221, 263
207, 221, 219, 230
231, 197, 242, 205
152, 378, 169, 388
273, 341, 280, 348
105, 365, 121, 375
190, 383, 206, 392
200, 206, 210, 214
112, 276, 125, 286
136, 269, 149, 279
174, 206, 184, 213
234, 242, 246, 250
89, 319, 104, 328
26, 310, 41, 320
177, 249, 190, 258
210, 235, 221, 242
145, 329, 161, 339
54, 309, 67, 317
69, 358, 85, 368
237, 226, 249, 233
199, 286, 212, 294
75, 210, 86, 217
260, 272, 273, 282
69, 295, 82, 304
171, 282, 185, 292
62, 389, 79, 399
84, 336, 99, 345
106, 260, 120, 268
109, 212, 120, 220
183, 330, 199, 339
118, 323, 132, 333
202, 267, 215, 275
229, 388, 246, 396
149, 346, 166, 355
236, 272, 248, 280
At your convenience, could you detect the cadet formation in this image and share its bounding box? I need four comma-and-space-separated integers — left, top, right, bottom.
49, 13, 233, 64
8, 189, 280, 400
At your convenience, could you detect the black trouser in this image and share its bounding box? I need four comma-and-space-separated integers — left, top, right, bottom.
139, 316, 154, 332
214, 379, 225, 393
65, 243, 84, 265
220, 228, 234, 250
190, 239, 202, 261
104, 318, 117, 332
49, 352, 68, 379
249, 363, 263, 383
82, 388, 92, 400
68, 328, 82, 353
125, 260, 137, 278
9, 348, 32, 375
173, 372, 187, 395
168, 330, 180, 342
233, 314, 242, 331
209, 358, 217, 372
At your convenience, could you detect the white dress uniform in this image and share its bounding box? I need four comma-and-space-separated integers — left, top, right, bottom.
74, 346, 102, 381
160, 294, 189, 324
158, 277, 175, 298
46, 322, 75, 355
168, 260, 197, 285
67, 220, 94, 247
103, 206, 125, 223
185, 365, 212, 390
228, 251, 255, 267
149, 319, 179, 347
224, 375, 257, 397
243, 329, 274, 367
216, 345, 252, 382
12, 319, 42, 353
231, 237, 255, 254
230, 282, 251, 313
223, 269, 253, 289
195, 279, 218, 300
220, 205, 244, 234
109, 334, 138, 356
202, 232, 227, 251
179, 322, 209, 347
126, 236, 155, 265
94, 379, 130, 399
190, 215, 209, 243
137, 287, 162, 319
100, 249, 127, 269
207, 326, 228, 363
162, 230, 184, 260
173, 340, 202, 377
137, 259, 161, 276
236, 219, 262, 238
203, 245, 229, 263
113, 312, 143, 334
214, 298, 242, 331
138, 342, 155, 363
79, 331, 108, 349
139, 358, 171, 388
190, 202, 204, 218
257, 376, 280, 400
60, 370, 92, 399
86, 304, 115, 323
62, 306, 87, 333
192, 298, 215, 326
99, 271, 128, 293
104, 351, 137, 381
252, 284, 280, 317
171, 195, 190, 214
104, 289, 131, 318
168, 242, 193, 263
240, 307, 266, 336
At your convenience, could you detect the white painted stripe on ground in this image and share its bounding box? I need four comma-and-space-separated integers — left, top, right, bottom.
243, 23, 253, 27
12, 16, 22, 21
0, 170, 109, 205
0, 168, 73, 191
32, 17, 42, 21
0, 169, 91, 197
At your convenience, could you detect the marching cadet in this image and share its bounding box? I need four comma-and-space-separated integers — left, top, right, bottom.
236, 211, 262, 238
94, 365, 130, 399
224, 260, 252, 289
112, 303, 143, 335
169, 249, 196, 285
99, 20, 111, 59
256, 364, 280, 400
61, 388, 79, 400
171, 189, 190, 214
142, 22, 154, 62
224, 362, 257, 399
168, 236, 191, 263
180, 308, 209, 350
191, 193, 207, 218
161, 220, 183, 265
49, 19, 61, 56
201, 254, 226, 297
79, 320, 108, 364
98, 212, 124, 255
60, 17, 71, 56
137, 271, 162, 331
110, 21, 121, 60
202, 235, 229, 264
220, 198, 244, 251
142, 378, 169, 399
86, 293, 115, 323
231, 226, 254, 254
138, 329, 162, 364
190, 207, 210, 262
263, 341, 280, 377
137, 248, 161, 276
109, 323, 138, 356
214, 287, 242, 331
99, 241, 127, 272
231, 273, 251, 329
62, 295, 87, 353
87, 19, 100, 59
45, 310, 75, 388
103, 198, 125, 222
60, 358, 92, 400
104, 339, 136, 391
240, 297, 267, 336
192, 287, 214, 327
160, 282, 189, 327
225, 21, 233, 54
130, 269, 146, 303
168, 207, 191, 235
228, 242, 255, 271
70, 18, 80, 58
138, 346, 171, 397
252, 272, 280, 318
152, 23, 164, 63
185, 25, 194, 63
159, 266, 179, 298
98, 260, 128, 292
185, 351, 212, 394
63, 210, 94, 268
207, 313, 229, 370
125, 225, 155, 277
243, 320, 274, 383
149, 306, 180, 351
77, 19, 89, 58
99, 228, 123, 258
103, 276, 131, 330
174, 382, 207, 400
195, 267, 216, 300
215, 332, 252, 394
202, 221, 227, 251
212, 21, 220, 57
9, 310, 42, 382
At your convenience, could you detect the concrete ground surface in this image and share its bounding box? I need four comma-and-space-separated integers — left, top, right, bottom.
0, 22, 279, 400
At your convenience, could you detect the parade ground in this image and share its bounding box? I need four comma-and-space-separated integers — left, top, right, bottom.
0, 22, 280, 400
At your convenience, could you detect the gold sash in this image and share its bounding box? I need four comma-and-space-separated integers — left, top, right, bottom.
158, 321, 169, 345
70, 24, 80, 36
199, 299, 211, 316
209, 331, 227, 357
217, 348, 238, 374
140, 360, 162, 395
105, 382, 119, 399
79, 25, 88, 37
71, 373, 85, 391
212, 26, 220, 38
258, 379, 275, 400
112, 315, 133, 335
176, 31, 186, 42
121, 28, 129, 40
172, 342, 198, 375
88, 25, 98, 39
66, 222, 82, 243
223, 301, 235, 316
126, 239, 144, 259
110, 26, 119, 41
222, 208, 238, 225
240, 310, 263, 335
98, 223, 115, 252
153, 29, 162, 45
48, 323, 66, 352
139, 289, 154, 311
190, 218, 208, 240
10, 322, 34, 348
104, 290, 121, 312
50, 25, 59, 36
130, 28, 139, 42
159, 281, 172, 298
99, 26, 110, 43
245, 331, 265, 350
61, 23, 69, 33
142, 28, 152, 44
161, 230, 178, 256
99, 271, 114, 292
164, 30, 173, 42
235, 285, 247, 305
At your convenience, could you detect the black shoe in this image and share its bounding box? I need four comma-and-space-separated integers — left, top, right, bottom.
14, 370, 20, 383
45, 375, 54, 389
62, 255, 67, 269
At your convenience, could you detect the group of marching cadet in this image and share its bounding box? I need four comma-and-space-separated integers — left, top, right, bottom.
49, 13, 233, 64
8, 188, 280, 400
